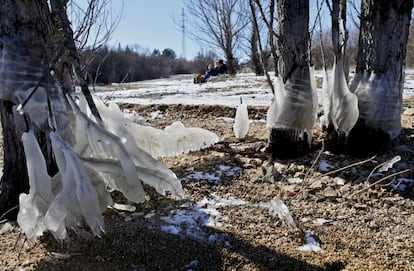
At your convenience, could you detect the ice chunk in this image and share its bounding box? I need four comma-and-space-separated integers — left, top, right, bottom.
268, 198, 297, 229
378, 155, 401, 172
298, 231, 323, 252
233, 97, 249, 139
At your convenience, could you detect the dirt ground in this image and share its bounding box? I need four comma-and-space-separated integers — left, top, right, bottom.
0, 101, 413, 271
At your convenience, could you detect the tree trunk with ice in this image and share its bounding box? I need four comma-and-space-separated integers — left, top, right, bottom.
267, 0, 316, 159
347, 0, 413, 157
0, 0, 61, 219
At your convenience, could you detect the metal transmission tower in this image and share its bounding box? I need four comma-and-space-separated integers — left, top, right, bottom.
181, 7, 186, 59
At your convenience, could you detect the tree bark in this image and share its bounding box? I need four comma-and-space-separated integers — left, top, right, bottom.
0, 0, 58, 219
268, 0, 313, 159
347, 0, 413, 157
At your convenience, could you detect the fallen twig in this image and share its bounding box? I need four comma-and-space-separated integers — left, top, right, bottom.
347, 168, 412, 199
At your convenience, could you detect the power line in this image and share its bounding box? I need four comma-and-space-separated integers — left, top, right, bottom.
181, 7, 186, 59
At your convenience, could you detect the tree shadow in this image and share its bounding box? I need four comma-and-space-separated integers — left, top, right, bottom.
32, 200, 345, 271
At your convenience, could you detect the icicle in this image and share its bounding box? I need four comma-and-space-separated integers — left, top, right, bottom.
329, 60, 359, 134
82, 157, 183, 198
45, 132, 104, 240
233, 97, 249, 139
67, 94, 139, 188
17, 131, 54, 241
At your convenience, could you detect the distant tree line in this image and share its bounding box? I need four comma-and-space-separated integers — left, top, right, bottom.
82, 45, 222, 84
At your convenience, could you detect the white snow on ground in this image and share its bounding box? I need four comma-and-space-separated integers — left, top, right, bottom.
92, 70, 414, 243
94, 70, 414, 107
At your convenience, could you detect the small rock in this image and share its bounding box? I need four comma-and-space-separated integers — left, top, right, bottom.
323, 186, 338, 198
333, 177, 346, 186
309, 179, 323, 189
287, 177, 303, 184
369, 219, 379, 229
0, 223, 13, 235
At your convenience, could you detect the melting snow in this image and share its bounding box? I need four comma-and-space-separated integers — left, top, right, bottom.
183, 164, 242, 183
298, 231, 323, 253
318, 160, 335, 172
159, 193, 247, 245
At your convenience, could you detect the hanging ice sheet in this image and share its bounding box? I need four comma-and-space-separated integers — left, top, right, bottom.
68, 94, 184, 199
350, 65, 403, 138
17, 131, 54, 241
321, 60, 359, 134
267, 67, 318, 142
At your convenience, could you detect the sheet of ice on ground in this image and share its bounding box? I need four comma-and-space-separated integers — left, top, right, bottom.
182, 163, 242, 184
391, 178, 414, 191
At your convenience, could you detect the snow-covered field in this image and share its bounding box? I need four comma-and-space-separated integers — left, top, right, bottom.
95, 69, 414, 107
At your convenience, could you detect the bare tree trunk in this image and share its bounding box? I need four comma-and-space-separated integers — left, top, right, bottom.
268, 0, 313, 159
0, 0, 58, 219
347, 0, 413, 157
250, 19, 264, 76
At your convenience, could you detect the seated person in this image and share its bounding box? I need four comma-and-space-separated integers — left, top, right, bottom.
194, 59, 228, 83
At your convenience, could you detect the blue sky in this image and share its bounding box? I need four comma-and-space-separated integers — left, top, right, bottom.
106, 1, 200, 59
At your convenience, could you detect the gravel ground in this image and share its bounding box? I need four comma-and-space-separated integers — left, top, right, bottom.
0, 102, 413, 271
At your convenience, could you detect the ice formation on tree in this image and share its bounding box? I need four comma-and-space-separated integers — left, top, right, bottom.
349, 66, 403, 138
233, 97, 249, 139
321, 60, 359, 134
82, 95, 219, 158
266, 67, 318, 145
17, 131, 54, 241
0, 37, 221, 240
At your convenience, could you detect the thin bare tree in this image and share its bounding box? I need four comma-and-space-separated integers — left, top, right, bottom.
184, 0, 250, 75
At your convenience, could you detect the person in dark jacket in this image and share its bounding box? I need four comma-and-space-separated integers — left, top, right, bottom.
194, 59, 228, 83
